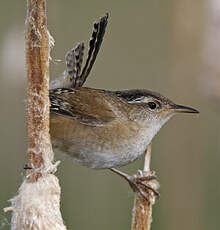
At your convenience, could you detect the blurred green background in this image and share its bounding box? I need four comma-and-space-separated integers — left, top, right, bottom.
0, 1, 219, 230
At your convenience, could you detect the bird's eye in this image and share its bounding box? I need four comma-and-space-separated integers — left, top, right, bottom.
147, 102, 157, 110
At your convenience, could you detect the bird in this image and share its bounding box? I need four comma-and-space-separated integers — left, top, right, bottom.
50, 87, 198, 169
49, 13, 199, 199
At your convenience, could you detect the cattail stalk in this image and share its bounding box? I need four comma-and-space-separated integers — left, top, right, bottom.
131, 143, 158, 230
4, 1, 66, 229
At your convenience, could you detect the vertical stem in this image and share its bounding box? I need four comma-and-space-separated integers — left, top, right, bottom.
143, 143, 152, 172
131, 143, 155, 230
26, 0, 54, 182
5, 1, 67, 229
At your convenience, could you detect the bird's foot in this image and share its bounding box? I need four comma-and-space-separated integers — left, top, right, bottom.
130, 170, 160, 203
110, 168, 160, 202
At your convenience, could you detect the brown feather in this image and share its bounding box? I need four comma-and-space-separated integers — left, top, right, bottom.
50, 87, 119, 126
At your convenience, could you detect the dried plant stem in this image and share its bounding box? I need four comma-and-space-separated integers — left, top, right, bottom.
4, 1, 67, 229
25, 0, 54, 181
131, 143, 157, 230
143, 143, 152, 172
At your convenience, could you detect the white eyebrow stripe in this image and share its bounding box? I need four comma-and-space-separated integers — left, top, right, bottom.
127, 96, 150, 104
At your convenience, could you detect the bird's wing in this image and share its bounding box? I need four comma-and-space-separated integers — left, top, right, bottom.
50, 88, 116, 126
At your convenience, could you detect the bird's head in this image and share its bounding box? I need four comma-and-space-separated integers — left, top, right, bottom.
116, 89, 199, 132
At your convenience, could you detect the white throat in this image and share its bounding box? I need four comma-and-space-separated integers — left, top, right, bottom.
141, 114, 174, 147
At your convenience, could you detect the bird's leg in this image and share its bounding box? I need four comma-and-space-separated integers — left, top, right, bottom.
110, 168, 160, 201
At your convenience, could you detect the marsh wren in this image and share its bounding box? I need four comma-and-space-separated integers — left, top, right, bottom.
49, 14, 199, 198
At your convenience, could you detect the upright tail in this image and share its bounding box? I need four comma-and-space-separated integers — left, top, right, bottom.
66, 13, 109, 88
65, 42, 85, 87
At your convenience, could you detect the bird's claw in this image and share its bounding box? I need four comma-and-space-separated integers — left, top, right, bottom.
128, 170, 160, 202
110, 168, 160, 202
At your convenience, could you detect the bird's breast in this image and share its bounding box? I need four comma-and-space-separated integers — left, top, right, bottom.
50, 114, 152, 168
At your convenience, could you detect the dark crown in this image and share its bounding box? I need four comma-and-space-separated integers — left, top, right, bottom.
114, 89, 174, 105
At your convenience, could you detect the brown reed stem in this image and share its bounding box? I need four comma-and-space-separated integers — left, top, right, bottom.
4, 1, 67, 229
25, 0, 53, 181
131, 143, 158, 230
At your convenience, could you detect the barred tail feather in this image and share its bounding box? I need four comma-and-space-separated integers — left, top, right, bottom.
65, 42, 85, 88
78, 13, 109, 87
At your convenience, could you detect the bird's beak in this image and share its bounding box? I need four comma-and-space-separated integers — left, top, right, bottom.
172, 104, 199, 114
